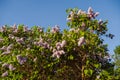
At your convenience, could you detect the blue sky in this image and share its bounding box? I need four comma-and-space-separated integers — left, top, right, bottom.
0, 0, 120, 54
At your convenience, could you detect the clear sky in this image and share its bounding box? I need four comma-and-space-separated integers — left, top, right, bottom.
0, 0, 120, 54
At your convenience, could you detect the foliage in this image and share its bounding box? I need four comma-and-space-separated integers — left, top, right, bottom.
114, 45, 120, 79
0, 7, 114, 80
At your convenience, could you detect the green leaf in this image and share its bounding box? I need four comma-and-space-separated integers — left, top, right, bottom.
84, 69, 88, 75
66, 8, 72, 13
68, 55, 74, 60
84, 69, 93, 76
47, 26, 51, 32
86, 60, 89, 65
94, 64, 99, 68
89, 69, 93, 76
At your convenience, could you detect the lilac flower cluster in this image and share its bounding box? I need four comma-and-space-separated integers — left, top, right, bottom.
67, 7, 99, 21
0, 44, 13, 55
51, 25, 60, 33
55, 40, 66, 50
2, 63, 16, 71
69, 28, 81, 33
16, 55, 27, 65
1, 63, 16, 77
52, 40, 66, 58
0, 26, 6, 32
87, 7, 99, 19
12, 24, 18, 33
34, 38, 50, 49
67, 11, 75, 21
9, 64, 16, 71
52, 49, 65, 58
15, 37, 25, 44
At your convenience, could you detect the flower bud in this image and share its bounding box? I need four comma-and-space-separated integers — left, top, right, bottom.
94, 12, 99, 17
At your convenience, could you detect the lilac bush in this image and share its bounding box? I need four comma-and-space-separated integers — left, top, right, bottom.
0, 7, 114, 80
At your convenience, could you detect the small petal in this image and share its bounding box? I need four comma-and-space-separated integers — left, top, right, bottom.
57, 46, 61, 50
61, 40, 66, 48
56, 54, 60, 58
78, 37, 85, 46
94, 12, 99, 17
88, 7, 93, 14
